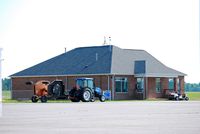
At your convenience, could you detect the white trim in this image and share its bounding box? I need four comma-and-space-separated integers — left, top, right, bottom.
135, 73, 185, 78
11, 72, 185, 78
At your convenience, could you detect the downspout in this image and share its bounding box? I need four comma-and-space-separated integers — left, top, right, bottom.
112, 75, 115, 100
65, 76, 68, 91
143, 76, 145, 100
145, 77, 148, 99
107, 75, 111, 100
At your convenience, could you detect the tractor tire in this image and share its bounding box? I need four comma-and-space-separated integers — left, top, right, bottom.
99, 95, 106, 102
81, 89, 91, 102
31, 95, 39, 103
48, 80, 65, 99
185, 97, 189, 101
41, 96, 48, 103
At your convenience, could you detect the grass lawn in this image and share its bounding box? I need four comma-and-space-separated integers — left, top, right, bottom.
186, 92, 200, 100
2, 90, 11, 99
2, 90, 200, 103
2, 90, 71, 103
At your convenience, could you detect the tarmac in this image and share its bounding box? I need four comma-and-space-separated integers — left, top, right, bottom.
0, 101, 200, 134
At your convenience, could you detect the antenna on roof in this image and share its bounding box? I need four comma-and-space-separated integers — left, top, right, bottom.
103, 36, 107, 45
109, 37, 111, 45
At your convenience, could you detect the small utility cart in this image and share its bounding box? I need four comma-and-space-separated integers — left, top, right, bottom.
168, 92, 189, 101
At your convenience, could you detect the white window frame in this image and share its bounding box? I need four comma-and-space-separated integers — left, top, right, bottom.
115, 77, 128, 93
156, 78, 161, 93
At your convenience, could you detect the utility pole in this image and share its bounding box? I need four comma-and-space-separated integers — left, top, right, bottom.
0, 48, 2, 116
0, 48, 2, 102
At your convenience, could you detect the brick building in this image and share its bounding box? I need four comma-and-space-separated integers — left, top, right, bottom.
10, 45, 186, 100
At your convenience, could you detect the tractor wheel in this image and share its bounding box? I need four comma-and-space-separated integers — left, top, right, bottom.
31, 95, 39, 103
185, 97, 189, 101
41, 96, 48, 103
81, 89, 91, 102
175, 96, 179, 101
99, 95, 106, 102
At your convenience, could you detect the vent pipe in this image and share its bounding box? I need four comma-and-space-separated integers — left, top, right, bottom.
96, 53, 98, 61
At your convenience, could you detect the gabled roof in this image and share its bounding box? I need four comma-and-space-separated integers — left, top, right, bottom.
11, 45, 186, 77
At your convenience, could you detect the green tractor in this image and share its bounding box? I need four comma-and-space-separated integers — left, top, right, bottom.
68, 78, 106, 102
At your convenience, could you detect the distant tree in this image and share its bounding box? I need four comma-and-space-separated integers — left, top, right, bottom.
2, 78, 11, 90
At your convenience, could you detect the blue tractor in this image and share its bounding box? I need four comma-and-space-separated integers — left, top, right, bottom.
68, 78, 106, 102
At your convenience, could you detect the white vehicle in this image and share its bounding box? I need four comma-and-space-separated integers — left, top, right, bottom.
168, 92, 189, 101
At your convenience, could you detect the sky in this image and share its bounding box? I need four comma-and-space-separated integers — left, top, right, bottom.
0, 0, 199, 83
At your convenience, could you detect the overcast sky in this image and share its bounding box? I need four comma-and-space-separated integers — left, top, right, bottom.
0, 0, 199, 83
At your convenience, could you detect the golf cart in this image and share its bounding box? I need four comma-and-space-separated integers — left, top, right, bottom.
168, 91, 189, 101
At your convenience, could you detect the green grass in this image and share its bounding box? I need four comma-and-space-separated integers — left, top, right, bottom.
2, 91, 200, 103
2, 90, 11, 99
2, 90, 71, 103
186, 92, 200, 100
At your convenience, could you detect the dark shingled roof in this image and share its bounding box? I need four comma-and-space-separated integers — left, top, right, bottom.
11, 45, 186, 77
11, 45, 113, 77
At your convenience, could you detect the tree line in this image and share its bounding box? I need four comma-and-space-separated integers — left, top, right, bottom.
2, 78, 11, 90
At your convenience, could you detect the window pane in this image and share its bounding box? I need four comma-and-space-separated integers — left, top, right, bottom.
122, 78, 128, 92
115, 80, 121, 92
115, 77, 128, 93
156, 78, 161, 93
87, 80, 94, 89
136, 78, 144, 92
168, 78, 174, 90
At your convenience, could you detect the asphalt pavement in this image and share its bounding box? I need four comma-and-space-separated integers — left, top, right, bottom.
0, 101, 200, 134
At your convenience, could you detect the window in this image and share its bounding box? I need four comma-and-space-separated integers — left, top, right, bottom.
156, 78, 161, 93
136, 78, 144, 92
168, 78, 174, 90
87, 79, 94, 89
115, 77, 128, 93
177, 78, 180, 92
134, 61, 146, 74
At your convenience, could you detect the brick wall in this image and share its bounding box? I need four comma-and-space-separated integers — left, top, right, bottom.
113, 75, 136, 100
12, 75, 176, 100
147, 77, 168, 98
11, 76, 66, 100
11, 75, 111, 100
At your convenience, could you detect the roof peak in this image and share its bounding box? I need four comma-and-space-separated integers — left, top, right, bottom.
75, 45, 113, 49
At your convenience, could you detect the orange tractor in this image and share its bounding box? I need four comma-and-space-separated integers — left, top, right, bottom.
26, 80, 66, 103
